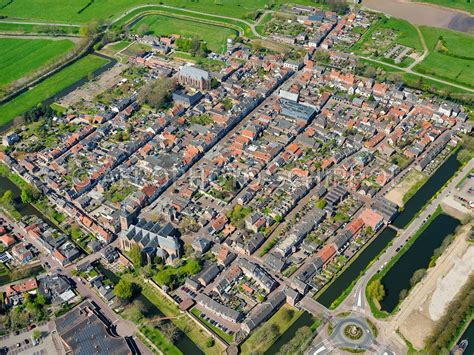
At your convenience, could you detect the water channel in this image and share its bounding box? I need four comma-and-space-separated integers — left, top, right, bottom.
380, 212, 460, 313
317, 227, 397, 308
316, 149, 461, 308
455, 319, 474, 354
265, 311, 314, 354
96, 263, 204, 354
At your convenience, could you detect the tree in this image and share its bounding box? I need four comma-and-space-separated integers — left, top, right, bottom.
114, 279, 134, 301
158, 321, 180, 342
138, 77, 176, 110
1, 190, 13, 206
129, 244, 142, 269
367, 279, 385, 302
410, 268, 426, 287
206, 337, 215, 348
32, 329, 42, 341
21, 189, 32, 204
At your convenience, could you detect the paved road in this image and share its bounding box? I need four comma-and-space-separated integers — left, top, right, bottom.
345, 158, 474, 313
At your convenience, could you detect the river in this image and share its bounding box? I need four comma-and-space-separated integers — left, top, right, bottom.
379, 213, 460, 313
362, 0, 474, 34
96, 263, 203, 354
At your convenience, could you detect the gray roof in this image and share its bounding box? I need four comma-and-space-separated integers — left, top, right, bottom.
179, 65, 211, 81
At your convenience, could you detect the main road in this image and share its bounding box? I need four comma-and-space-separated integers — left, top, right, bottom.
330, 158, 474, 348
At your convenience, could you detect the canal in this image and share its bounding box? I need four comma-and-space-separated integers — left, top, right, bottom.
455, 319, 474, 355
0, 175, 56, 228
379, 213, 460, 313
265, 311, 314, 355
316, 149, 461, 308
96, 263, 204, 354
392, 149, 461, 229
316, 227, 397, 308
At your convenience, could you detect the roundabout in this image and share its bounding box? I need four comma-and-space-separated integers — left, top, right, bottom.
343, 323, 363, 340
329, 312, 377, 351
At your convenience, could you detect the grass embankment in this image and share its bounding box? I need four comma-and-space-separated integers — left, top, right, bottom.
240, 304, 303, 354
131, 14, 237, 53
190, 308, 233, 344
0, 54, 108, 126
366, 206, 443, 318
140, 326, 182, 355
0, 38, 75, 95
414, 26, 474, 88
122, 274, 225, 355
0, 22, 80, 35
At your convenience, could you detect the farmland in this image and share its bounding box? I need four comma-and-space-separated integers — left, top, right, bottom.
131, 14, 237, 53
0, 38, 75, 96
0, 0, 297, 23
0, 54, 109, 126
413, 26, 474, 88
418, 0, 474, 14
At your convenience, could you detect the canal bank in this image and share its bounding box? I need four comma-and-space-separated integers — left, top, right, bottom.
315, 148, 462, 309
316, 227, 397, 308
96, 263, 204, 355
265, 311, 315, 355
379, 211, 461, 313
392, 149, 461, 229
0, 174, 55, 227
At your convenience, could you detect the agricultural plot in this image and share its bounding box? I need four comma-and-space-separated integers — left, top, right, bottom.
414, 26, 474, 88
0, 54, 109, 126
0, 0, 269, 23
132, 14, 237, 53
352, 17, 423, 67
418, 0, 474, 14
0, 38, 74, 95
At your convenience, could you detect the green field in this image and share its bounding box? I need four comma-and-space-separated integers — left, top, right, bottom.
0, 54, 108, 126
240, 304, 303, 354
420, 26, 474, 59
352, 16, 423, 54
0, 0, 262, 23
132, 14, 237, 53
414, 26, 474, 88
0, 38, 75, 92
0, 22, 80, 34
418, 0, 474, 14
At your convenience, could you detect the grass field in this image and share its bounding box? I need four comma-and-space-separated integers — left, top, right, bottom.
0, 0, 322, 23
0, 54, 108, 126
132, 14, 237, 53
0, 22, 80, 34
0, 38, 74, 91
414, 26, 474, 88
418, 0, 474, 14
240, 304, 303, 354
420, 26, 474, 59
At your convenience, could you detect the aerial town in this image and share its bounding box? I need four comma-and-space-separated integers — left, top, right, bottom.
0, 1, 473, 355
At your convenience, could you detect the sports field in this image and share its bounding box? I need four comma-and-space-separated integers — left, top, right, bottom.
0, 54, 109, 126
0, 38, 74, 93
132, 14, 237, 53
